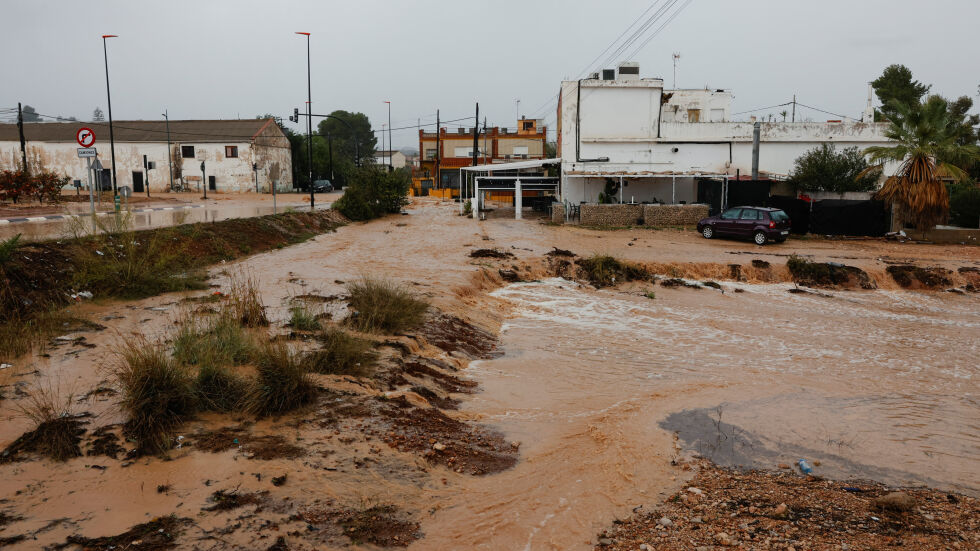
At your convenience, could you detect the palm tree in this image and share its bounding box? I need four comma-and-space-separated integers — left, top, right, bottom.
864, 96, 980, 229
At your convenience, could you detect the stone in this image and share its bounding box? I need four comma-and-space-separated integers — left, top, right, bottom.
773, 503, 788, 517
657, 517, 672, 527
873, 492, 915, 512
597, 537, 613, 546
777, 463, 791, 469
432, 442, 447, 451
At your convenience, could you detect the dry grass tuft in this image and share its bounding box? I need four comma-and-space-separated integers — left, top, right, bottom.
227, 273, 269, 327
2, 384, 85, 462
302, 327, 378, 376
575, 254, 649, 287
245, 341, 318, 417
345, 277, 428, 334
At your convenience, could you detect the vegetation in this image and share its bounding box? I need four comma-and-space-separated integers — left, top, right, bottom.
2, 386, 84, 462
948, 182, 980, 228
576, 254, 650, 288
597, 178, 620, 204
789, 144, 879, 194
0, 234, 21, 266
173, 314, 254, 368
115, 340, 197, 455
194, 363, 248, 413
288, 304, 321, 331
332, 166, 411, 221
865, 96, 980, 229
345, 277, 428, 334
0, 169, 70, 204
226, 274, 269, 327
246, 341, 319, 417
871, 64, 930, 122
302, 327, 378, 376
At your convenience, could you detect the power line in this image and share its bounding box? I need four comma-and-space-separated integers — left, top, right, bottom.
731, 102, 792, 116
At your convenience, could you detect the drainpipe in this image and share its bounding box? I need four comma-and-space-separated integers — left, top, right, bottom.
751, 121, 760, 180
576, 79, 610, 164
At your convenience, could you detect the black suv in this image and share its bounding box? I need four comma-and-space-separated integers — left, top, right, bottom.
697, 207, 792, 245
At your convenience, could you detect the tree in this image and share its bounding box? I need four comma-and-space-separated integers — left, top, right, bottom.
21, 105, 40, 122
790, 144, 879, 194
948, 182, 980, 228
871, 64, 930, 121
93, 108, 105, 122
865, 96, 980, 229
332, 166, 409, 221
317, 110, 376, 167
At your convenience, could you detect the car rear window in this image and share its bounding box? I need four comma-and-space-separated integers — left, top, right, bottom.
769, 210, 790, 222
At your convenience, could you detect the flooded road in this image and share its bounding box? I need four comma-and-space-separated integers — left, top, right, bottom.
417, 278, 979, 549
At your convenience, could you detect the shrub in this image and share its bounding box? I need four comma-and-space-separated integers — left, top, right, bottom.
288, 305, 320, 331
0, 169, 68, 204
575, 255, 650, 287
789, 144, 879, 193
115, 340, 197, 455
948, 182, 980, 228
0, 234, 21, 266
173, 314, 254, 368
246, 342, 318, 417
302, 327, 377, 376
333, 167, 410, 221
227, 274, 269, 327
194, 363, 248, 412
345, 277, 428, 334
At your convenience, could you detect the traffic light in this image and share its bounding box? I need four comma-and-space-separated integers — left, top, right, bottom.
290, 108, 299, 123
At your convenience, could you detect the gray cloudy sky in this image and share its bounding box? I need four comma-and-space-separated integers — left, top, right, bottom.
3, 0, 978, 149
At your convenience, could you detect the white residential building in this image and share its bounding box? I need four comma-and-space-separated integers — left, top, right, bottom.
373, 150, 407, 169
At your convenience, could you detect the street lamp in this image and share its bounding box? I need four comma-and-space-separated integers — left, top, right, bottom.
101, 34, 119, 211
295, 31, 314, 211
162, 110, 173, 191
384, 100, 392, 172
200, 160, 207, 200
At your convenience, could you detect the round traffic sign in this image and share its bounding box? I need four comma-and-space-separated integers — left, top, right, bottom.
76, 127, 96, 147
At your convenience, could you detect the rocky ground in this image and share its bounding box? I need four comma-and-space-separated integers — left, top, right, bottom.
592, 460, 979, 551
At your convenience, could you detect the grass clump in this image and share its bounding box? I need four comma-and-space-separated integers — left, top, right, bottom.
227, 274, 269, 327
194, 364, 248, 413
115, 340, 196, 455
575, 254, 650, 288
173, 314, 254, 368
246, 342, 318, 417
345, 277, 428, 334
288, 304, 321, 331
2, 385, 85, 463
0, 234, 21, 266
302, 327, 378, 376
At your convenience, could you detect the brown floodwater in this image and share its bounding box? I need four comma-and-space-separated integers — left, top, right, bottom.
1, 199, 977, 550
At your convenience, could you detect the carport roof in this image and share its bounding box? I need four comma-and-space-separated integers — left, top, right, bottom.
460, 158, 560, 172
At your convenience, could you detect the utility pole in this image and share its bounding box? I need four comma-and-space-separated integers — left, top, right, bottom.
327, 132, 333, 180
101, 35, 119, 210
201, 160, 207, 200
672, 52, 681, 89
385, 101, 392, 172
472, 103, 479, 168
515, 99, 520, 122
16, 103, 27, 173
435, 109, 440, 189
791, 94, 796, 123
295, 32, 313, 210
163, 110, 173, 191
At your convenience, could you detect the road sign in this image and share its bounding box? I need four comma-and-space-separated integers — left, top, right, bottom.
76, 127, 96, 147
77, 147, 97, 158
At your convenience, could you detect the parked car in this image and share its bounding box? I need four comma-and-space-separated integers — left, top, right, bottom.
697, 206, 792, 245
312, 179, 334, 193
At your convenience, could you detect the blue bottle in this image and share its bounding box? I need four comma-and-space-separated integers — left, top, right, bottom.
798, 459, 813, 474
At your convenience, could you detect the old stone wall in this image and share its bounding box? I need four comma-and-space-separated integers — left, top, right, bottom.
550, 203, 565, 224
643, 204, 709, 227
580, 204, 644, 226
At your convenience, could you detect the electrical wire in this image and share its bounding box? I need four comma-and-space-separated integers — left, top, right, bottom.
731, 102, 793, 116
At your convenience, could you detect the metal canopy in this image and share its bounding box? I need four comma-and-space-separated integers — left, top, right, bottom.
460, 158, 560, 172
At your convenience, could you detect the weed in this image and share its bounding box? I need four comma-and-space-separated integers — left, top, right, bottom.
115, 339, 196, 455
173, 314, 254, 368
227, 274, 269, 327
288, 304, 320, 331
2, 385, 85, 462
345, 277, 428, 334
643, 290, 657, 299
575, 254, 649, 287
0, 234, 21, 265
0, 310, 83, 364
246, 342, 318, 417
194, 364, 248, 412
302, 327, 377, 376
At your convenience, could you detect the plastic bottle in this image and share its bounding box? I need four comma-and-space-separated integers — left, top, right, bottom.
798, 458, 813, 474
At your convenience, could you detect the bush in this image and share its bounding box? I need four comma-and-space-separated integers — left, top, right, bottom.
575, 255, 649, 287
115, 340, 197, 455
0, 169, 68, 204
789, 144, 879, 193
333, 167, 410, 221
302, 327, 377, 376
0, 234, 21, 266
194, 363, 248, 412
948, 183, 980, 228
288, 305, 320, 331
246, 342, 318, 417
345, 277, 428, 334
227, 274, 269, 327
173, 314, 254, 369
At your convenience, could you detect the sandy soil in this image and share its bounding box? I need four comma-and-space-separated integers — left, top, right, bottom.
0, 197, 977, 550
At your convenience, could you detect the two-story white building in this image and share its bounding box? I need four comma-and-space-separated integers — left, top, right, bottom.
0, 118, 293, 193
556, 62, 891, 207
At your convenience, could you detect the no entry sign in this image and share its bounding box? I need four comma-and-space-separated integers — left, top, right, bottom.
76, 127, 96, 147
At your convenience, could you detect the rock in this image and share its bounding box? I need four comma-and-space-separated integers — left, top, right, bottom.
510, 441, 521, 449
690, 516, 702, 524
873, 492, 915, 512
597, 537, 613, 546
657, 517, 672, 527
686, 487, 703, 495
813, 459, 822, 466
498, 269, 520, 282
778, 463, 791, 469
773, 503, 788, 517
432, 442, 447, 451
748, 506, 758, 514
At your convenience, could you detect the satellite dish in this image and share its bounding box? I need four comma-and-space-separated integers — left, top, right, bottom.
119, 186, 132, 198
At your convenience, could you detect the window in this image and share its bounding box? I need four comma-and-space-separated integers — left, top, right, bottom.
181, 145, 195, 158
225, 146, 238, 158
720, 208, 741, 220
770, 210, 790, 222
513, 146, 529, 156
687, 109, 701, 123
425, 148, 437, 159
522, 121, 534, 131
739, 209, 759, 220
454, 147, 482, 158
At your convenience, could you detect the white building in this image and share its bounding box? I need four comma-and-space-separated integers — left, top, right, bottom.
0, 119, 293, 193
373, 150, 407, 169
557, 63, 890, 206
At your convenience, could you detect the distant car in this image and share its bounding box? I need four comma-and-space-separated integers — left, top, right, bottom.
312, 180, 334, 193
697, 206, 792, 245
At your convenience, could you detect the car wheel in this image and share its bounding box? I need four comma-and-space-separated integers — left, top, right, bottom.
753, 231, 767, 246
702, 226, 714, 239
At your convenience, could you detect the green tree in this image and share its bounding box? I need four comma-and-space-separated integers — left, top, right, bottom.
317, 110, 376, 168
21, 105, 40, 122
332, 166, 409, 221
790, 144, 879, 194
865, 96, 980, 229
871, 64, 930, 121
947, 182, 980, 228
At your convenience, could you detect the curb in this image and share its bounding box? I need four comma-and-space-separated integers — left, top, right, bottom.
0, 204, 203, 225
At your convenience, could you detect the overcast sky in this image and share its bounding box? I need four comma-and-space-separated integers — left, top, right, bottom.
3, 0, 978, 149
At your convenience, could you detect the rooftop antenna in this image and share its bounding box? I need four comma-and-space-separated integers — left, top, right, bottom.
672, 52, 680, 89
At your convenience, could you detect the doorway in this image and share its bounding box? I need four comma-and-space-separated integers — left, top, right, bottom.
132, 171, 144, 193
208, 176, 216, 191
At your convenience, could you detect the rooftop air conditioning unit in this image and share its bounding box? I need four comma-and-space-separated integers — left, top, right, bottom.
617, 62, 640, 81
602, 69, 615, 81
589, 72, 600, 80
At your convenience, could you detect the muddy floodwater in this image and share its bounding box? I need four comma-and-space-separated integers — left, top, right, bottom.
1, 199, 977, 550
418, 278, 978, 549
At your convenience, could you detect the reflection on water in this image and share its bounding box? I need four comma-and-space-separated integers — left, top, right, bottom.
421, 279, 978, 549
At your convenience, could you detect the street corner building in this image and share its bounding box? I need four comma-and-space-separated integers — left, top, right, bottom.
0, 118, 293, 194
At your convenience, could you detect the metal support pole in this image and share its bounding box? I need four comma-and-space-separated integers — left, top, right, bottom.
101, 35, 119, 210
473, 178, 480, 220
201, 161, 207, 200
386, 101, 392, 172
751, 121, 761, 181
619, 175, 623, 204
254, 163, 259, 193
86, 157, 96, 232
515, 178, 522, 220
163, 110, 173, 191
672, 173, 676, 204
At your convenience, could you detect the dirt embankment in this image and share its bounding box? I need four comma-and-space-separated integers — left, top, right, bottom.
592, 461, 978, 551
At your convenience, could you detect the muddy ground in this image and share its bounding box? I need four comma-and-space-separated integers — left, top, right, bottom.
0, 197, 977, 550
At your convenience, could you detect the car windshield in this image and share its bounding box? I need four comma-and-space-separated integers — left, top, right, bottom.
720, 208, 741, 220
769, 210, 790, 222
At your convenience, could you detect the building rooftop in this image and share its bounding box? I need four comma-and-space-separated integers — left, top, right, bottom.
0, 119, 282, 143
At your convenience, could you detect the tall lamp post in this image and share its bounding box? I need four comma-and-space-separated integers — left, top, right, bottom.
162, 110, 173, 191
384, 101, 392, 171
101, 34, 119, 211
200, 160, 207, 200
295, 31, 314, 210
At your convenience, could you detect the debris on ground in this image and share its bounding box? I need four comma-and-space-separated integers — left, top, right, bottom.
592, 461, 978, 550
787, 256, 876, 289
469, 248, 514, 259
302, 504, 421, 547
886, 265, 953, 289
545, 247, 576, 258
63, 515, 192, 550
